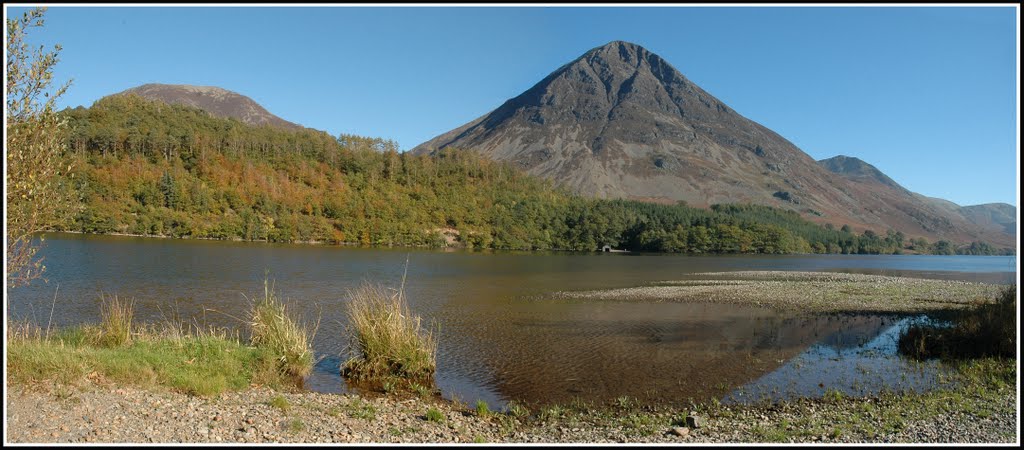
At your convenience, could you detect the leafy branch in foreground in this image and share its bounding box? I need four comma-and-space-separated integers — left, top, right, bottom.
6, 6, 79, 287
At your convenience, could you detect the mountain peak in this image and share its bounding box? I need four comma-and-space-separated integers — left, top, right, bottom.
590, 40, 648, 56
114, 83, 303, 130
817, 155, 904, 191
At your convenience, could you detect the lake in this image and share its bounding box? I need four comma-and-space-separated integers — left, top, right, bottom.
7, 233, 1016, 410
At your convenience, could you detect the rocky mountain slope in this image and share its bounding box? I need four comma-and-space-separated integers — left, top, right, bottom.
115, 83, 303, 130
412, 41, 1015, 247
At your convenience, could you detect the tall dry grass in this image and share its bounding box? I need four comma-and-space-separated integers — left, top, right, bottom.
248, 279, 315, 378
899, 284, 1017, 359
98, 295, 134, 347
342, 282, 437, 384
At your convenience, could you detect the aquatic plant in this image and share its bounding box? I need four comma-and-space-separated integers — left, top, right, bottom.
898, 284, 1016, 359
248, 278, 315, 378
341, 281, 437, 386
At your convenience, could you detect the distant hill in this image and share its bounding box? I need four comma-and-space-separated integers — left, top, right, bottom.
413, 40, 1015, 248
113, 83, 303, 130
816, 156, 1016, 246
960, 203, 1017, 236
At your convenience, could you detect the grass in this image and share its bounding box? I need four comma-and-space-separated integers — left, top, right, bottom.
506, 400, 530, 418
97, 295, 134, 347
248, 278, 316, 378
341, 281, 437, 387
287, 418, 305, 433
537, 404, 566, 423
7, 280, 317, 397
475, 399, 491, 417
345, 397, 377, 421
409, 381, 433, 398
268, 394, 291, 412
425, 407, 444, 423
899, 284, 1016, 360
7, 322, 280, 396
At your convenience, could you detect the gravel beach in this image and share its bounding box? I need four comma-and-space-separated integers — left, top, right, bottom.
554, 271, 1008, 313
6, 377, 1017, 444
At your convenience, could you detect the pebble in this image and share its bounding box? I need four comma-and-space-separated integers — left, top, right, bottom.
669, 427, 690, 437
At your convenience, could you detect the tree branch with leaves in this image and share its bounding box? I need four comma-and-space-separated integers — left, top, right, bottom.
6, 7, 78, 287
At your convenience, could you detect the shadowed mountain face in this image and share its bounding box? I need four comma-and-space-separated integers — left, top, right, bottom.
115, 83, 303, 130
413, 41, 1015, 247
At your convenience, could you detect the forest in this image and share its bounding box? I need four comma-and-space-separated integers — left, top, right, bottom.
54, 95, 1013, 256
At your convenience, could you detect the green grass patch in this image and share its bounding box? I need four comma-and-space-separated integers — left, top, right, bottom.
475, 399, 491, 417
7, 328, 279, 396
268, 394, 291, 412
97, 295, 135, 347
287, 418, 305, 433
345, 397, 377, 421
506, 400, 530, 418
409, 381, 433, 398
425, 407, 444, 423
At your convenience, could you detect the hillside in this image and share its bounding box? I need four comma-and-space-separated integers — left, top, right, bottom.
57, 94, 1007, 255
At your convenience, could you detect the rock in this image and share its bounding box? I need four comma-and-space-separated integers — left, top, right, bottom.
668, 427, 690, 437
685, 414, 702, 429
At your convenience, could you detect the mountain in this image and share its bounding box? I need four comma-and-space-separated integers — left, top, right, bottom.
114, 83, 303, 130
816, 156, 1016, 246
960, 203, 1016, 236
412, 41, 1014, 247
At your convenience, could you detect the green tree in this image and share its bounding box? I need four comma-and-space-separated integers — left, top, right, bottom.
5, 7, 77, 286
159, 170, 179, 209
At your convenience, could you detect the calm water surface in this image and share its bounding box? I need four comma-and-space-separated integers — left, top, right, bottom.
7, 233, 1015, 409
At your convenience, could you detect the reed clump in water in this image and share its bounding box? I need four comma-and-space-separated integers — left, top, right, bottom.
248, 279, 316, 378
899, 284, 1016, 360
341, 282, 437, 388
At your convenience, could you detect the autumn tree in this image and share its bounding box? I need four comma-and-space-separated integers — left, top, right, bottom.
6, 7, 77, 286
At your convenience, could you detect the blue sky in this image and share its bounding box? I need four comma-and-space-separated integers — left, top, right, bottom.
8, 5, 1018, 207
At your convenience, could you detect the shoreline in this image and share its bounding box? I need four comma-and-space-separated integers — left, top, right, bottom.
42, 230, 1018, 256
5, 360, 1016, 444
